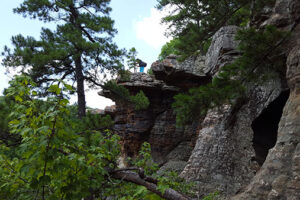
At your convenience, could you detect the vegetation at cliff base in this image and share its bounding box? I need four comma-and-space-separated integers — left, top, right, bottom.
0, 75, 192, 200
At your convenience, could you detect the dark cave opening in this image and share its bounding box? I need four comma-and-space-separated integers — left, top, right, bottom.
251, 90, 289, 166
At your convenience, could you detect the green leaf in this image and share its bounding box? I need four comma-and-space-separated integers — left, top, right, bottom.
15, 95, 23, 102
32, 91, 38, 96
64, 83, 74, 92
48, 85, 61, 95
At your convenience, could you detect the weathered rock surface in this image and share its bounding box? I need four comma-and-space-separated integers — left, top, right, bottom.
233, 44, 300, 200
229, 1, 300, 199
205, 25, 240, 76
262, 0, 300, 29
181, 77, 286, 196
117, 72, 180, 94
179, 3, 300, 197
151, 55, 211, 89
104, 105, 116, 116
101, 73, 198, 164
88, 105, 116, 116
261, 0, 300, 56
98, 1, 300, 198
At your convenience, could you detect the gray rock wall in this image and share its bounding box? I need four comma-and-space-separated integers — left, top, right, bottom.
205, 26, 240, 76
181, 78, 285, 196
233, 43, 300, 200
231, 1, 300, 199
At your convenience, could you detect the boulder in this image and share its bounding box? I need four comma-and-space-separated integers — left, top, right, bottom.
104, 105, 116, 117
205, 25, 240, 76
117, 72, 180, 95
151, 55, 211, 89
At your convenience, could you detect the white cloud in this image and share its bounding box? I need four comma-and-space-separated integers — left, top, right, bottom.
0, 63, 114, 109
135, 7, 172, 49
69, 89, 114, 110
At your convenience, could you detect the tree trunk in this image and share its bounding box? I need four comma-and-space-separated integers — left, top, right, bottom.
250, 0, 256, 25
75, 55, 86, 118
112, 170, 191, 200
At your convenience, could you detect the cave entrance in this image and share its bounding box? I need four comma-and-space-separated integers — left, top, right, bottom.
251, 90, 289, 166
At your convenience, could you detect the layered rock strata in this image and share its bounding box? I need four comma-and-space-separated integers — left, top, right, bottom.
101, 72, 201, 168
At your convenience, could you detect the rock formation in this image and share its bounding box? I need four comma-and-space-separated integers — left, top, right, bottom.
233, 38, 300, 200
232, 0, 300, 199
99, 0, 300, 198
101, 72, 199, 169
180, 24, 288, 196
151, 55, 210, 89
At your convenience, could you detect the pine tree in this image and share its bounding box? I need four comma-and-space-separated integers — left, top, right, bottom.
2, 0, 125, 117
157, 0, 276, 60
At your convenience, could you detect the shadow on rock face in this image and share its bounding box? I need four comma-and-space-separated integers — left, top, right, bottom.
251, 90, 290, 166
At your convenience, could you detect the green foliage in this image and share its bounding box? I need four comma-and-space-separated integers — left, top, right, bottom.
234, 25, 288, 75
173, 72, 244, 125
173, 25, 288, 125
133, 142, 159, 176
104, 80, 131, 98
2, 0, 126, 117
121, 142, 195, 200
158, 38, 180, 60
127, 47, 138, 72
0, 75, 121, 199
0, 95, 21, 147
129, 91, 150, 110
202, 191, 219, 200
157, 171, 195, 197
157, 0, 276, 60
227, 7, 251, 27
71, 110, 114, 133
158, 37, 212, 62
118, 69, 132, 82
0, 75, 191, 199
109, 143, 163, 199
147, 68, 154, 75
0, 96, 11, 135
104, 80, 150, 110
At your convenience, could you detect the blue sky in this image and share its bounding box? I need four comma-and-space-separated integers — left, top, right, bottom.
0, 0, 170, 109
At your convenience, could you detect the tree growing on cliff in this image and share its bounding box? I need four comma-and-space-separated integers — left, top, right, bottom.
172, 25, 289, 125
158, 38, 180, 60
157, 0, 276, 60
2, 0, 125, 117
